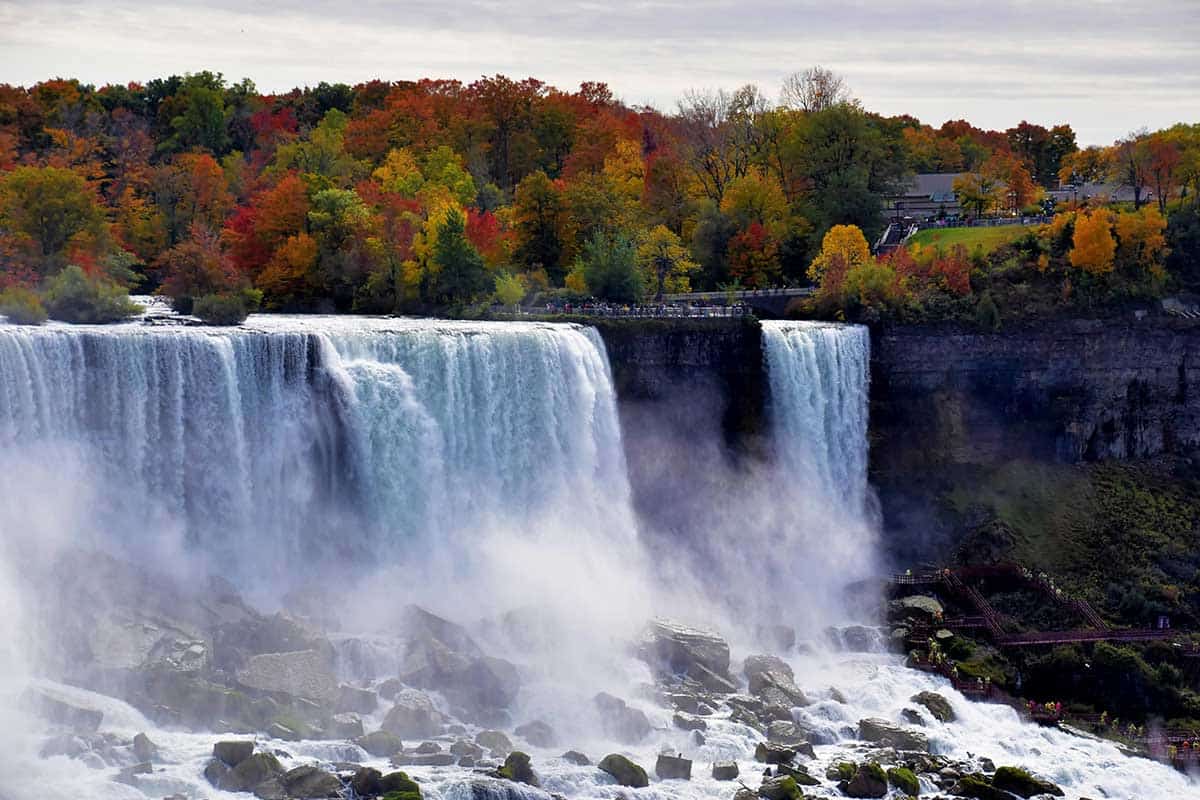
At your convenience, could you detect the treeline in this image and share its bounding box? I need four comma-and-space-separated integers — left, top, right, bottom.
0, 69, 1196, 323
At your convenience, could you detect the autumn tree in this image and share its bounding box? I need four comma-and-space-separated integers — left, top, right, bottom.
154, 223, 245, 309
0, 165, 106, 271
727, 222, 781, 288
637, 225, 698, 298
808, 224, 872, 298
1069, 210, 1117, 274
512, 170, 564, 280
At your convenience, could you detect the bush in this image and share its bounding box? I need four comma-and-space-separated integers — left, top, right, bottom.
0, 286, 48, 324
193, 293, 250, 325
42, 265, 141, 324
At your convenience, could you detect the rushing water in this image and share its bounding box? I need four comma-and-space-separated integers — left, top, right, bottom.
0, 314, 1194, 799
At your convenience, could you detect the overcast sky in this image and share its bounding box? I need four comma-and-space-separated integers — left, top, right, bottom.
1, 0, 1197, 145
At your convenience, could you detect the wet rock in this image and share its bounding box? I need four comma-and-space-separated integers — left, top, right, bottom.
776, 763, 819, 786
39, 733, 89, 759
114, 761, 153, 786
758, 774, 802, 800
415, 741, 442, 754
755, 624, 796, 652
593, 692, 651, 744
496, 751, 539, 786
379, 770, 421, 799
858, 717, 930, 752
235, 649, 339, 705
827, 625, 883, 652
950, 773, 1010, 799
451, 739, 485, 759
211, 752, 284, 792
598, 753, 649, 788
266, 721, 301, 741
281, 765, 342, 798
392, 751, 455, 766
336, 684, 378, 715
734, 789, 757, 800
765, 720, 816, 755
843, 762, 888, 798
349, 766, 383, 796
901, 708, 925, 726
978, 757, 995, 773
204, 758, 230, 787
712, 760, 739, 780
356, 730, 404, 757
992, 766, 1064, 797
382, 689, 445, 739
475, 730, 513, 754
912, 691, 955, 723
213, 740, 255, 768
754, 742, 795, 764
887, 766, 919, 795
744, 655, 808, 709
673, 712, 707, 731
561, 750, 591, 765
638, 619, 736, 693
655, 753, 692, 780
465, 777, 549, 800
131, 732, 158, 763
21, 688, 103, 733
515, 719, 558, 748
213, 612, 332, 673
330, 713, 364, 739
253, 777, 288, 799
377, 677, 404, 701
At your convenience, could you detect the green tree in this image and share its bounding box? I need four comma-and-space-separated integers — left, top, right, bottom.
579, 231, 642, 303
512, 170, 564, 281
161, 72, 230, 154
0, 166, 104, 269
493, 270, 526, 310
0, 286, 48, 324
429, 210, 489, 304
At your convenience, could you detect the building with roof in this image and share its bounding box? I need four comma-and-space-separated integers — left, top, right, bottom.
884, 173, 964, 222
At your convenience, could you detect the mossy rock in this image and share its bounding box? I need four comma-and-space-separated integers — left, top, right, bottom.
380, 770, 421, 800
598, 753, 648, 788
757, 774, 801, 800
496, 751, 539, 786
912, 691, 956, 723
844, 762, 888, 798
992, 766, 1064, 797
950, 773, 1009, 800
887, 766, 920, 795
826, 761, 856, 781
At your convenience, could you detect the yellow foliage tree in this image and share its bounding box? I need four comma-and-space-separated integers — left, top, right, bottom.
808, 224, 872, 297
1114, 206, 1168, 272
373, 148, 424, 197
1068, 210, 1116, 275
636, 225, 698, 298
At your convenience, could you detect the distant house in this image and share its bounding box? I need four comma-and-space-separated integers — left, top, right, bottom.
1045, 182, 1155, 206
884, 173, 964, 222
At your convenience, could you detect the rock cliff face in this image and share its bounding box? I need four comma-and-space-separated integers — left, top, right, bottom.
869, 318, 1200, 474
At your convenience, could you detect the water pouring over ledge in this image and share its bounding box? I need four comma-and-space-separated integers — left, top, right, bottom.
0, 315, 1193, 799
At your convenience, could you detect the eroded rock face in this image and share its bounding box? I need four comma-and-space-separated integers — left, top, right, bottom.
744, 654, 809, 708
638, 620, 735, 693
235, 649, 339, 704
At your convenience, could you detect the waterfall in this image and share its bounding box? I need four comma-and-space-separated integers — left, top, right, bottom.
761, 320, 870, 513
0, 317, 634, 585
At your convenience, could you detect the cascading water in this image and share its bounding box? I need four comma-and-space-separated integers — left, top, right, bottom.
1, 314, 1195, 800
761, 320, 870, 513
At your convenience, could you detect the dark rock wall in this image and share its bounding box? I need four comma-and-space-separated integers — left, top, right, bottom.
869, 319, 1200, 476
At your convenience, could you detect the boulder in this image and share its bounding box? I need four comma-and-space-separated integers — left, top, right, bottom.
349, 766, 383, 796
843, 762, 888, 798
950, 773, 1011, 800
381, 689, 444, 739
114, 761, 153, 786
829, 625, 882, 652
21, 688, 103, 733
330, 713, 365, 739
131, 732, 158, 763
638, 620, 735, 693
744, 655, 809, 709
655, 753, 692, 780
379, 770, 421, 800
515, 719, 557, 748
887, 766, 920, 795
992, 766, 1064, 797
776, 763, 819, 786
598, 753, 649, 788
475, 730, 513, 754
890, 595, 944, 620
377, 677, 403, 701
215, 752, 284, 792
758, 775, 802, 800
213, 740, 255, 768
252, 777, 287, 799
496, 751, 539, 786
39, 734, 89, 759
561, 750, 591, 765
451, 739, 485, 759
280, 765, 342, 798
911, 691, 955, 723
766, 720, 816, 754
673, 712, 707, 731
414, 741, 442, 754
754, 741, 795, 764
235, 649, 339, 705
712, 760, 739, 780
858, 717, 929, 752
356, 730, 403, 757
391, 751, 455, 766
593, 692, 651, 744
336, 684, 379, 715
213, 612, 333, 672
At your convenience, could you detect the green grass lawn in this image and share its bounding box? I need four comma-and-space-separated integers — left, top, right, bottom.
908, 225, 1027, 254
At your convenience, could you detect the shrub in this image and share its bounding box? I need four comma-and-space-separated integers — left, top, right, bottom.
193, 292, 252, 325
0, 286, 48, 324
42, 265, 141, 324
